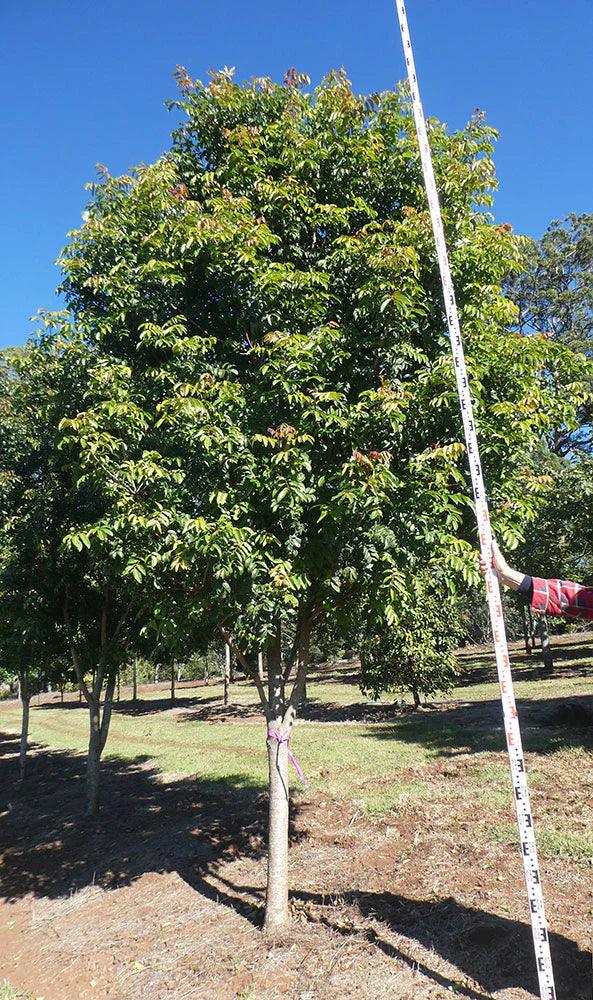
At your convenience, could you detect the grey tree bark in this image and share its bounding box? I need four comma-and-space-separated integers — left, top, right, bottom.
223, 642, 231, 706
521, 603, 531, 655
18, 671, 30, 781
539, 615, 554, 673
220, 612, 312, 935
263, 616, 311, 933
263, 625, 288, 932
86, 697, 102, 816
264, 731, 290, 932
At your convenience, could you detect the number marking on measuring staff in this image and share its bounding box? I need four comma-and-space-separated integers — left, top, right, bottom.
393, 3, 557, 997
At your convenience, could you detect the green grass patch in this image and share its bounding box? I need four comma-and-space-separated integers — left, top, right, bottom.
1, 639, 591, 816
0, 983, 32, 1000
352, 780, 434, 815
490, 824, 593, 864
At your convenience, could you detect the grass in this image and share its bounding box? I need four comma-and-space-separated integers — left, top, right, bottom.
491, 824, 593, 864
1, 635, 591, 861
0, 984, 32, 1000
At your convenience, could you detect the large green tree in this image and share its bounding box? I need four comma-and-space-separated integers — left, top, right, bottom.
50, 70, 587, 927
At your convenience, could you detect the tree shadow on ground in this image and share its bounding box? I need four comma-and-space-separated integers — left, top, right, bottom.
36, 694, 225, 716
175, 698, 405, 725
196, 874, 591, 1000
457, 637, 593, 686
173, 691, 593, 751
0, 730, 272, 903
1, 731, 589, 1000
366, 693, 593, 757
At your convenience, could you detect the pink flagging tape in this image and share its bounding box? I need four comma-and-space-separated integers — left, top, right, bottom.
393, 3, 556, 997
267, 729, 308, 787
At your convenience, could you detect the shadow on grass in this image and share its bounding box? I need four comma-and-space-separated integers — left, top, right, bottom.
366, 693, 593, 757
36, 694, 226, 717
1, 731, 589, 1000
200, 874, 590, 1000
0, 730, 272, 904
457, 636, 593, 686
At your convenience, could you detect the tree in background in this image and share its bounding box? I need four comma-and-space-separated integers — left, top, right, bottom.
0, 333, 152, 813
53, 68, 589, 930
506, 213, 593, 455
516, 452, 593, 586
360, 574, 464, 707
0, 347, 67, 780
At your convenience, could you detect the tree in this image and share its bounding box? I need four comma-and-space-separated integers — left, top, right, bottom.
0, 347, 68, 780
506, 213, 593, 454
516, 450, 593, 587
0, 334, 151, 812
53, 69, 589, 927
360, 574, 464, 707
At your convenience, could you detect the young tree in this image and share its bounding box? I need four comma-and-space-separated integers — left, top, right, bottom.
360, 574, 464, 707
0, 348, 65, 780
0, 336, 151, 812
516, 451, 593, 588
54, 71, 589, 926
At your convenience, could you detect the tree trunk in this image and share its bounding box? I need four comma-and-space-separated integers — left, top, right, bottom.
521, 603, 531, 655
527, 604, 536, 649
132, 659, 137, 702
18, 673, 30, 782
170, 659, 175, 702
86, 698, 102, 816
154, 663, 160, 685
264, 732, 290, 933
223, 642, 231, 706
540, 616, 554, 673
117, 668, 120, 703
300, 679, 308, 710
412, 685, 421, 708
100, 674, 117, 754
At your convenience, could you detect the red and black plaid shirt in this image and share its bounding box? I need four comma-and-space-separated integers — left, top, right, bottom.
526, 576, 593, 621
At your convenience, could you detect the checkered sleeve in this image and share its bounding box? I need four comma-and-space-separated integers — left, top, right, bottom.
530, 577, 593, 620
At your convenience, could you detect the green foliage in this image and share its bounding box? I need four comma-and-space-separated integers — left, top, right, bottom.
505, 212, 593, 454
359, 575, 464, 704
51, 69, 588, 670
517, 451, 593, 585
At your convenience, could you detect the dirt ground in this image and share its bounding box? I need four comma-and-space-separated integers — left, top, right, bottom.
0, 654, 591, 1000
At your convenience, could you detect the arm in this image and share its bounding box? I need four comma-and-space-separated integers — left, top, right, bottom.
479, 539, 527, 591
481, 541, 593, 620
530, 577, 593, 620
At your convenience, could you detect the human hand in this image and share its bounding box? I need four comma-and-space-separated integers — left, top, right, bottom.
479, 539, 524, 591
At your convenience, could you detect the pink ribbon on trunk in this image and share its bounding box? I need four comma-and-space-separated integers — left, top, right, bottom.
267, 729, 308, 787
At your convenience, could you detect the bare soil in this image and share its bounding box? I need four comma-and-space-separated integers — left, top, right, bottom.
0, 651, 591, 1000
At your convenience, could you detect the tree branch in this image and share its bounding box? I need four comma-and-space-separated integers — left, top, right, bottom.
219, 625, 268, 712
63, 590, 92, 704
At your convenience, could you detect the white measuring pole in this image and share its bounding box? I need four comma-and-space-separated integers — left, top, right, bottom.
394, 3, 556, 997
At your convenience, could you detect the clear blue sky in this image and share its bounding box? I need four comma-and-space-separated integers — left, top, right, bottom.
1, 0, 591, 348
